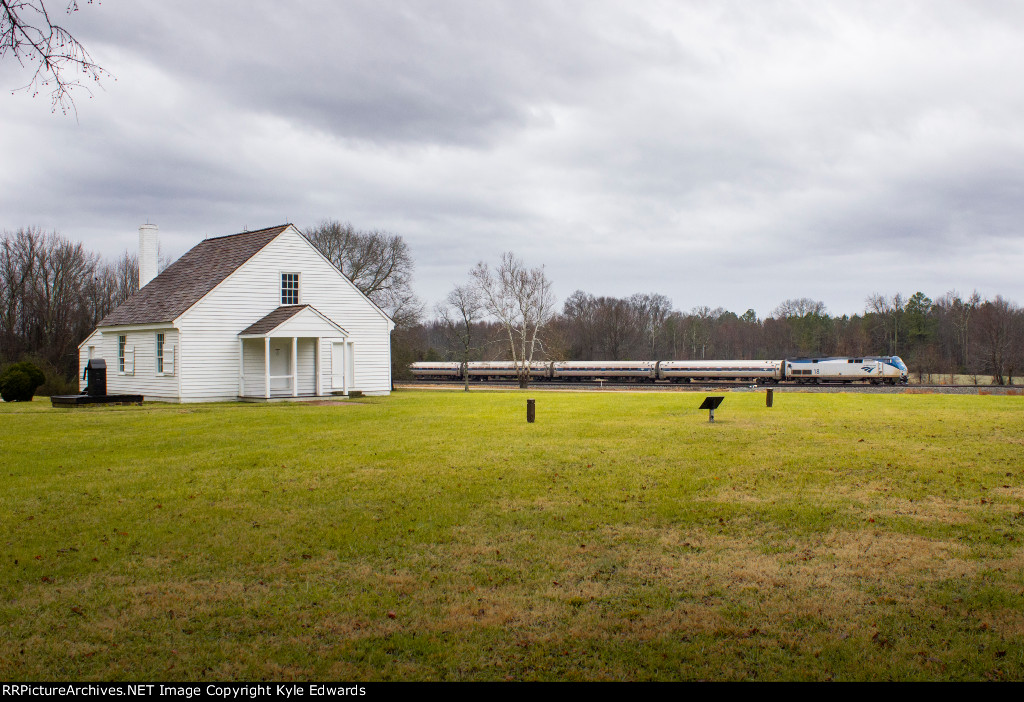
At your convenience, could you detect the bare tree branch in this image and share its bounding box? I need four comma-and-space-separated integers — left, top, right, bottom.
2, 0, 111, 116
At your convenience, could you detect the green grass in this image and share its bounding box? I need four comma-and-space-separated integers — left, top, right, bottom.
1, 390, 1023, 681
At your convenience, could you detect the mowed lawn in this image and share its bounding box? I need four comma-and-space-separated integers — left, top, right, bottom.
1, 390, 1023, 681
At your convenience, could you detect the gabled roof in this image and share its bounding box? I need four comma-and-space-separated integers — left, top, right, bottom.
97, 225, 290, 327
239, 305, 309, 335
239, 305, 348, 337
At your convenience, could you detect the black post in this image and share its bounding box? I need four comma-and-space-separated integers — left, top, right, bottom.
766, 389, 773, 407
527, 398, 535, 423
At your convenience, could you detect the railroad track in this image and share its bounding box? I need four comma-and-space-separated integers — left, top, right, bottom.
395, 380, 1015, 394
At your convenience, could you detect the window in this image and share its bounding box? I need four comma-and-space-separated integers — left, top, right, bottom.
118, 335, 126, 373
281, 273, 299, 305
156, 333, 165, 374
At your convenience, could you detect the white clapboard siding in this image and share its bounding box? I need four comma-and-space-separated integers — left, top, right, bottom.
241, 338, 267, 397
297, 338, 317, 395
164, 347, 176, 376
175, 227, 392, 402
80, 328, 181, 401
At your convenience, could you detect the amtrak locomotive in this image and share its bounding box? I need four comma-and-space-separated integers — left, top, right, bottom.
410, 356, 909, 384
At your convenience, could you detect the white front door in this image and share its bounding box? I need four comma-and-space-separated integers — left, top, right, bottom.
331, 342, 346, 391
270, 341, 291, 392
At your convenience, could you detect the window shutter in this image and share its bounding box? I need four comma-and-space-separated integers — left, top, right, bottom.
164, 346, 175, 376
125, 346, 135, 375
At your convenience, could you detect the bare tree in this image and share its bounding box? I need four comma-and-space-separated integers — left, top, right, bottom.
470, 252, 555, 388
772, 298, 827, 319
771, 298, 831, 356
28, 234, 98, 360
82, 249, 136, 325
109, 249, 137, 301
304, 219, 422, 328
437, 284, 484, 392
1007, 307, 1024, 386
561, 290, 599, 360
631, 293, 672, 358
594, 296, 642, 360
0, 227, 110, 381
974, 296, 1019, 385
866, 292, 906, 355
2, 1, 111, 115
0, 227, 39, 360
687, 306, 717, 359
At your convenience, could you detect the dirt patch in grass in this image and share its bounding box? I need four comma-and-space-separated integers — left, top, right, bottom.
884, 497, 977, 524
586, 525, 976, 641
629, 525, 972, 585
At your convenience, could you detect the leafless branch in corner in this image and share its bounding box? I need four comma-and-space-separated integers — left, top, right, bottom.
1, 1, 112, 117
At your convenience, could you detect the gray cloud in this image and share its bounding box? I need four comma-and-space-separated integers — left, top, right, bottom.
3, 0, 1024, 317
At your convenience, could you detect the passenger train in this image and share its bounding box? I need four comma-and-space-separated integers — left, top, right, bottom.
409, 357, 909, 384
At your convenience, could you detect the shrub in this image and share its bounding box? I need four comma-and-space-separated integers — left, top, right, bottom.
0, 361, 46, 402
36, 368, 78, 396
13, 356, 76, 396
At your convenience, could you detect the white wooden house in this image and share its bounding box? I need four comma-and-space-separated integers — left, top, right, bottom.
78, 224, 394, 402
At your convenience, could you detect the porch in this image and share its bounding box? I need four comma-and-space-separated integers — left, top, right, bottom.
236, 305, 352, 400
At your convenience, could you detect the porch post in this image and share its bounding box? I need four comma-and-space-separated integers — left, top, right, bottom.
292, 336, 298, 397
264, 337, 271, 399
314, 337, 321, 396
238, 338, 244, 397
343, 341, 350, 395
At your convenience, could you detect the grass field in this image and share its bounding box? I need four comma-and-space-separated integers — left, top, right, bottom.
2, 390, 1023, 681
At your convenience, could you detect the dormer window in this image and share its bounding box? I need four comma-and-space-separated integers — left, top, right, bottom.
281, 273, 299, 305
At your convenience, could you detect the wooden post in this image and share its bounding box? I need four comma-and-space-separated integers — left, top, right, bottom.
342, 342, 349, 396
292, 336, 298, 397
264, 337, 270, 399
314, 338, 321, 397
766, 389, 774, 407
527, 398, 535, 423
238, 338, 244, 398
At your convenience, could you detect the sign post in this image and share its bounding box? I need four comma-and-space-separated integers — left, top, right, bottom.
698, 396, 724, 423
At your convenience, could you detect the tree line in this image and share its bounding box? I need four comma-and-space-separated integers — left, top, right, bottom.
407, 285, 1024, 386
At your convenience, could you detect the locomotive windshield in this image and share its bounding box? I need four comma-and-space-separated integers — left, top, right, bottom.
889, 356, 908, 372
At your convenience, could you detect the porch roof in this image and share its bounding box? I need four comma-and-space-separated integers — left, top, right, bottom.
238, 305, 348, 338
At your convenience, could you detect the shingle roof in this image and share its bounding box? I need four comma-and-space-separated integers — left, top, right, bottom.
98, 225, 290, 326
239, 305, 309, 336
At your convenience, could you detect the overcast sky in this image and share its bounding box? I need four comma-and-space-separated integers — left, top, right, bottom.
3, 1, 1024, 317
